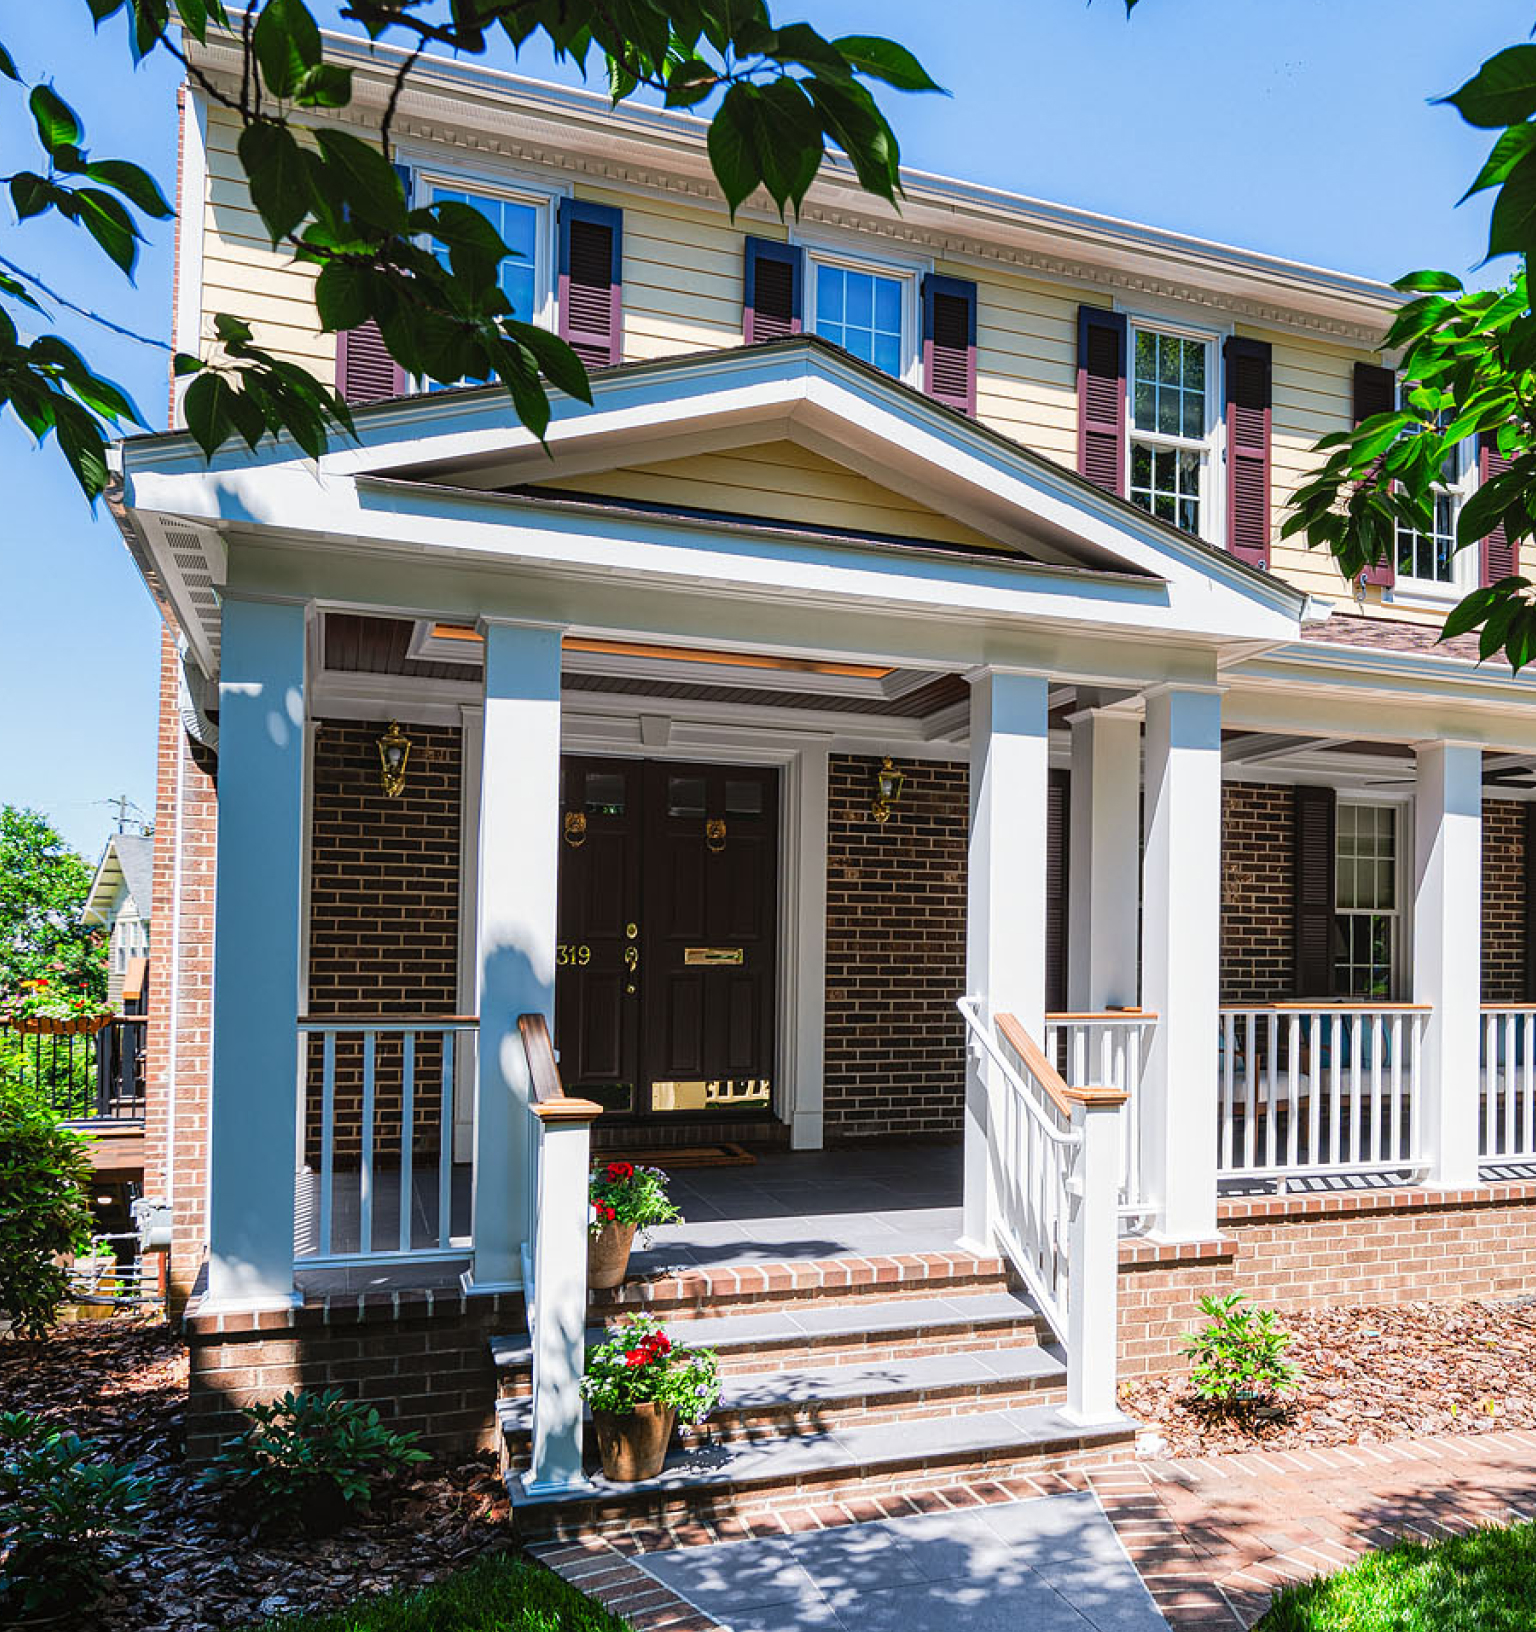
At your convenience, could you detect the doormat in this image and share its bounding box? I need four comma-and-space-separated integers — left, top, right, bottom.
599, 1143, 757, 1170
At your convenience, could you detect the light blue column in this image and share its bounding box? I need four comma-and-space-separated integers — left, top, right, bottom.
206, 594, 308, 1309
471, 619, 565, 1291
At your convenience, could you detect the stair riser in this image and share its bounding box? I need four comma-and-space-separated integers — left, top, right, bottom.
509, 1436, 1137, 1542
592, 1268, 1011, 1321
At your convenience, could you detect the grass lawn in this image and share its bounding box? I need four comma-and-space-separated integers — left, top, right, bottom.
240, 1555, 633, 1632
1258, 1521, 1536, 1630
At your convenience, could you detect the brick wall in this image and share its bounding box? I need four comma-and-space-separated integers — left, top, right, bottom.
144, 630, 219, 1314
1118, 1184, 1536, 1376
823, 755, 968, 1142
1219, 781, 1294, 1005
1484, 798, 1527, 1004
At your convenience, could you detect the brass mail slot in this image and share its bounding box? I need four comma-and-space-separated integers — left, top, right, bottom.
684, 947, 745, 967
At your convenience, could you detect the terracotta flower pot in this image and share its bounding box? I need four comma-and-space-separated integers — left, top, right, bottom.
592, 1401, 676, 1482
588, 1219, 637, 1289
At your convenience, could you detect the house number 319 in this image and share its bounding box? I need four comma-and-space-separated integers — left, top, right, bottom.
557, 944, 593, 967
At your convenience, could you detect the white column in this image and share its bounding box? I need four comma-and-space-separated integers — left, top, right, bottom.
1140, 685, 1222, 1241
788, 745, 829, 1152
206, 594, 308, 1310
1067, 703, 1142, 1011
1064, 1095, 1126, 1424
471, 619, 564, 1291
1414, 741, 1483, 1189
964, 668, 1050, 1250
525, 1101, 600, 1495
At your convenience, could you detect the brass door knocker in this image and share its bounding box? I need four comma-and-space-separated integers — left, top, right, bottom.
563, 811, 588, 849
705, 817, 727, 854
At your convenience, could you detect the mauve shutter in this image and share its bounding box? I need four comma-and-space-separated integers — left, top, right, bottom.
335, 162, 412, 404
1077, 306, 1126, 496
1480, 432, 1518, 586
1046, 768, 1070, 1015
1224, 337, 1272, 568
743, 237, 802, 343
1292, 784, 1337, 998
559, 198, 623, 369
1353, 362, 1398, 586
922, 274, 977, 417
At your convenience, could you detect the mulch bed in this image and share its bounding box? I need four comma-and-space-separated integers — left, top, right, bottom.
0, 1319, 514, 1630
1121, 1298, 1536, 1459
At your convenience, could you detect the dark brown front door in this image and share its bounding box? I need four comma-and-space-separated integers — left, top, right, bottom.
556, 756, 779, 1117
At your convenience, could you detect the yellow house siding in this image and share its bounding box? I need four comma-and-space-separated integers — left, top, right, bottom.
536, 440, 1010, 550
968, 265, 1079, 468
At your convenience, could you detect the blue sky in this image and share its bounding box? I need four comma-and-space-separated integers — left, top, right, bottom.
0, 0, 1521, 857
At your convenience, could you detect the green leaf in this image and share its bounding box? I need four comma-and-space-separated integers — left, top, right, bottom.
51, 396, 109, 499
10, 173, 58, 221
29, 85, 82, 153
238, 121, 311, 243
293, 62, 352, 108
1392, 269, 1465, 294
74, 188, 142, 274
1461, 124, 1536, 203
182, 370, 235, 461
83, 158, 173, 218
172, 352, 204, 377
831, 35, 944, 94
1443, 45, 1536, 129
314, 128, 408, 235
506, 319, 592, 404
0, 40, 19, 81
253, 0, 322, 101
706, 83, 762, 216
312, 259, 372, 332
1488, 150, 1536, 260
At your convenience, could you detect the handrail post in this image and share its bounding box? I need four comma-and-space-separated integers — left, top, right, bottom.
525, 1095, 601, 1496
1064, 1095, 1124, 1425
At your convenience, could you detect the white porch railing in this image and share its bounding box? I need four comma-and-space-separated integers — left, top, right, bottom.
958, 996, 1125, 1424
1045, 1010, 1155, 1215
1217, 1004, 1429, 1184
1480, 1006, 1536, 1164
294, 1016, 476, 1264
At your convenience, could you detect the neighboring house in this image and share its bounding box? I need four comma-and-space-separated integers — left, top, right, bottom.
81, 832, 153, 1010
113, 31, 1536, 1524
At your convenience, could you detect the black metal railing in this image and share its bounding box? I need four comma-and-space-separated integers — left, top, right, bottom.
0, 1016, 146, 1121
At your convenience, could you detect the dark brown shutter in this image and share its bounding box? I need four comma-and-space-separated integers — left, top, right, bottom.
1480, 432, 1518, 586
1224, 337, 1272, 568
558, 199, 622, 369
743, 237, 803, 343
1292, 784, 1337, 998
1525, 802, 1536, 1002
336, 320, 407, 404
1077, 306, 1126, 495
1046, 767, 1070, 1015
1353, 362, 1398, 586
922, 274, 977, 416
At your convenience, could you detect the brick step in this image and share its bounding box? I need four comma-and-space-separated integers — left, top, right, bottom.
590, 1251, 1010, 1321
498, 1343, 1069, 1464
504, 1403, 1137, 1541
491, 1289, 1048, 1395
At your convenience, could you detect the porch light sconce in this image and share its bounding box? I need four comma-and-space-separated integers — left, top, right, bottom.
377, 720, 411, 799
871, 756, 905, 824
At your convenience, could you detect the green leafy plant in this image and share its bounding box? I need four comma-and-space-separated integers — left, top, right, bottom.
0, 1094, 95, 1338
0, 1410, 156, 1619
580, 1313, 720, 1424
8, 976, 114, 1026
0, 807, 107, 1009
588, 1159, 682, 1239
198, 1388, 430, 1534
1181, 1293, 1301, 1408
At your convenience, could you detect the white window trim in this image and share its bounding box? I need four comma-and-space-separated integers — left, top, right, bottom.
1387, 434, 1479, 607
792, 230, 928, 390
1120, 309, 1227, 549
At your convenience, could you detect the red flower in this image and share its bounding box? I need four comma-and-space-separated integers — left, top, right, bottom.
624, 1348, 650, 1367
643, 1332, 671, 1358
605, 1161, 635, 1183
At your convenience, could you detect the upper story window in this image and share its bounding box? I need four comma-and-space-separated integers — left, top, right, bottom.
1334, 802, 1399, 1000
1393, 392, 1476, 595
1127, 325, 1216, 539
805, 250, 917, 382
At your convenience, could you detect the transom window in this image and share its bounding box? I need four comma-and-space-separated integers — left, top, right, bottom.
1334, 803, 1399, 1000
1394, 389, 1475, 592
808, 256, 910, 379
1127, 326, 1215, 540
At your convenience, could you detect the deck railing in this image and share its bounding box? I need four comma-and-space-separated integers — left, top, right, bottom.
294, 1016, 476, 1263
1217, 1004, 1429, 1184
1480, 1006, 1536, 1165
958, 996, 1124, 1423
1045, 1009, 1155, 1215
0, 1015, 146, 1122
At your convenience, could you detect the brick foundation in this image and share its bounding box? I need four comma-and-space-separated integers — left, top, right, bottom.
184, 1289, 524, 1461
1118, 1181, 1536, 1375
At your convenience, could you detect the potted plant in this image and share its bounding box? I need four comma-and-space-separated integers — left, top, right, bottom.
7, 978, 114, 1037
588, 1160, 681, 1289
579, 1314, 720, 1482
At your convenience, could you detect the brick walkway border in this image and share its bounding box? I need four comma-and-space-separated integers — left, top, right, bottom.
533, 1428, 1536, 1631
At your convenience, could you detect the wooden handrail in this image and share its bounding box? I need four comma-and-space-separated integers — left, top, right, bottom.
1221, 1002, 1432, 1013
518, 1012, 603, 1122
1045, 1009, 1159, 1023
995, 1013, 1128, 1111
297, 1013, 480, 1026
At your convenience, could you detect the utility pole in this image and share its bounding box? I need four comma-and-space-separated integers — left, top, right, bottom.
98, 794, 149, 835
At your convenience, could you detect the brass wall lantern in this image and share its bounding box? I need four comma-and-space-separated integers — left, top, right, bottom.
376, 720, 411, 798
871, 756, 905, 824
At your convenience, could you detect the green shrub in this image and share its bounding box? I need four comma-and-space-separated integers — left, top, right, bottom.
198, 1389, 430, 1534
1182, 1292, 1300, 1406
0, 1410, 156, 1619
0, 1093, 94, 1338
